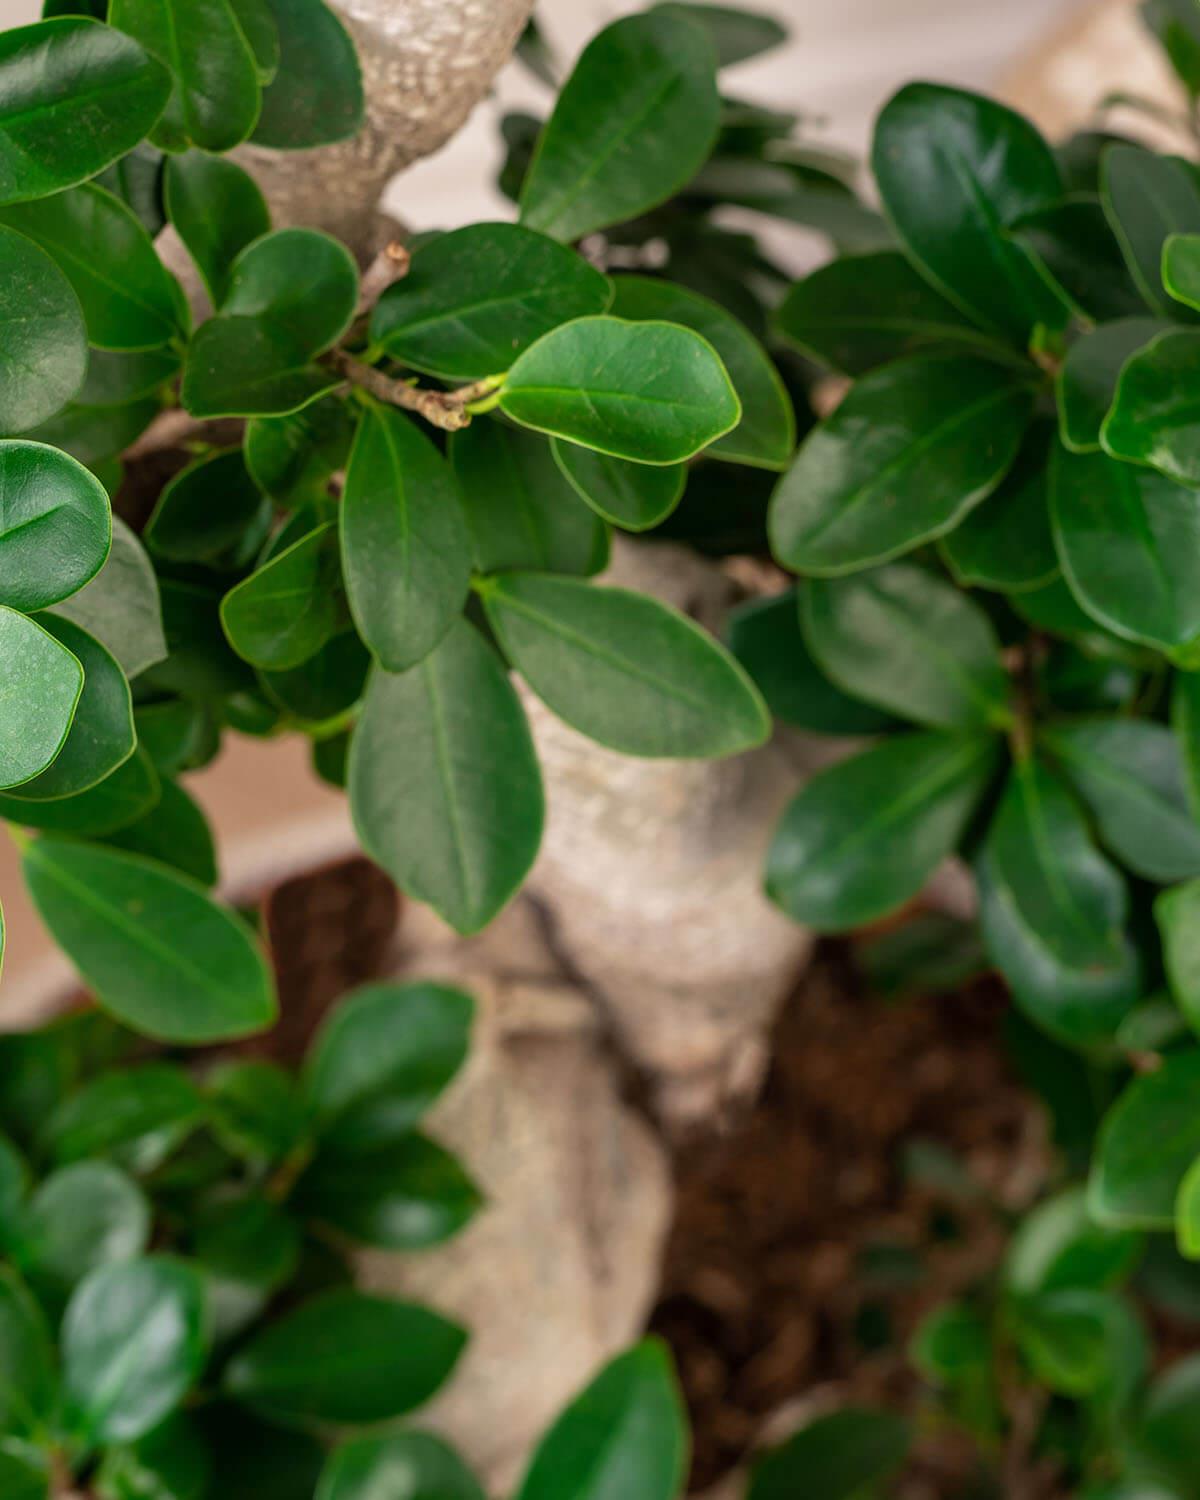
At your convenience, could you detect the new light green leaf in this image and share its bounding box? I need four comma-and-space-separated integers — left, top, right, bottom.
53, 516, 166, 680
0, 606, 82, 789
500, 316, 741, 465
0, 441, 110, 612
164, 151, 270, 305
481, 572, 769, 758
1102, 328, 1200, 484
1091, 1050, 1200, 1227
22, 837, 276, 1043
1102, 145, 1200, 316
349, 623, 544, 935
519, 10, 720, 243
0, 225, 86, 433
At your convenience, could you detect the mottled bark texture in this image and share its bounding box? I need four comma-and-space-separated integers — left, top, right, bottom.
237, 0, 535, 256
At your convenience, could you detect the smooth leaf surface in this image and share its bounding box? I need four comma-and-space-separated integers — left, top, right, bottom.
481, 571, 769, 758
1157, 880, 1200, 1040
769, 353, 1033, 573
500, 316, 741, 464
0, 1268, 54, 1434
106, 776, 218, 887
222, 228, 357, 359
349, 623, 544, 935
1165, 230, 1200, 311
43, 1063, 202, 1173
221, 521, 340, 670
1091, 1050, 1200, 1227
941, 421, 1058, 591
0, 224, 86, 433
0, 440, 109, 612
164, 151, 270, 305
1102, 145, 1200, 315
182, 316, 341, 419
1006, 1187, 1143, 1296
146, 449, 268, 565
206, 1060, 305, 1165
1103, 328, 1200, 484
230, 0, 280, 81
0, 747, 158, 839
251, 0, 363, 150
20, 1161, 149, 1300
77, 346, 177, 408
53, 516, 166, 680
260, 628, 369, 724
317, 1434, 484, 1500
244, 396, 353, 505
1013, 196, 1147, 323
1057, 317, 1167, 453
0, 1451, 47, 1500
748, 1409, 910, 1500
551, 439, 685, 532
0, 606, 82, 789
654, 2, 786, 66
519, 10, 719, 243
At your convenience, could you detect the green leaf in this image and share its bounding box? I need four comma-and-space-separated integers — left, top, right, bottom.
1137, 1354, 1200, 1494
192, 1194, 299, 1295
1051, 443, 1200, 653
109, 0, 260, 152
77, 346, 178, 408
0, 225, 86, 433
250, 0, 363, 150
297, 1133, 481, 1250
1102, 145, 1200, 316
748, 1409, 910, 1500
977, 759, 1141, 1047
608, 275, 794, 469
481, 571, 769, 758
304, 980, 472, 1150
43, 1064, 203, 1173
95, 141, 166, 238
349, 622, 543, 934
221, 522, 341, 670
501, 315, 740, 464
106, 777, 218, 888
317, 1434, 484, 1500
1102, 329, 1200, 484
769, 353, 1033, 574
0, 606, 82, 790
0, 440, 110, 611
142, 578, 257, 700
223, 1289, 466, 1424
872, 83, 1065, 341
164, 152, 270, 306
0, 18, 170, 204
774, 249, 1000, 375
222, 228, 357, 358
804, 563, 1011, 732
1164, 231, 1200, 312
341, 405, 472, 673
0, 1268, 54, 1435
259, 628, 369, 723
182, 316, 341, 419
1176, 673, 1200, 821
134, 699, 217, 778
1091, 1050, 1200, 1227
0, 1451, 47, 1500
1013, 197, 1147, 323
654, 2, 786, 66
370, 223, 611, 381
1176, 1154, 1200, 1258
727, 590, 899, 735
1145, 0, 1200, 94
22, 837, 276, 1044
54, 516, 166, 680
1006, 1187, 1143, 1295
95, 1411, 211, 1500
941, 420, 1058, 591
1057, 317, 1167, 454
519, 10, 719, 244
0, 185, 182, 351
0, 747, 157, 837
244, 395, 353, 505
450, 421, 607, 573
206, 1060, 306, 1164
514, 1340, 687, 1500
28, 396, 156, 468
62, 1258, 207, 1445
230, 0, 280, 81
551, 439, 684, 532
1013, 1289, 1146, 1403
20, 1162, 150, 1302
766, 731, 999, 931
1046, 720, 1200, 883
1157, 880, 1200, 1041
146, 449, 269, 565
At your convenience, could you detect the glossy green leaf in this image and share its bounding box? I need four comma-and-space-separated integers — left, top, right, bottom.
106, 777, 217, 887
94, 1410, 212, 1500
941, 421, 1058, 591
193, 1194, 299, 1296
0, 185, 182, 351
0, 1451, 47, 1500
1047, 720, 1200, 883
370, 223, 610, 381
501, 315, 740, 464
0, 1268, 54, 1435
654, 2, 786, 66
221, 522, 340, 670
769, 353, 1033, 573
146, 449, 268, 566
1057, 317, 1167, 454
223, 1289, 466, 1424
1158, 880, 1200, 1041
22, 837, 276, 1043
1103, 329, 1200, 484
1051, 443, 1200, 653
977, 758, 1141, 1046
0, 225, 86, 433
95, 140, 165, 237
767, 731, 999, 930
0, 18, 170, 204
608, 275, 794, 469
259, 628, 369, 723
551, 439, 684, 532
63, 1258, 207, 1445
1014, 196, 1147, 323
0, 606, 82, 789
1165, 231, 1200, 313
109, 0, 260, 152
1006, 1187, 1142, 1296
748, 1409, 910, 1500
872, 83, 1065, 341
519, 10, 719, 244
206, 1060, 306, 1165
317, 1434, 484, 1500
182, 316, 341, 419
1092, 1050, 1200, 1227
53, 516, 166, 680
0, 440, 110, 611
341, 405, 472, 673
244, 395, 353, 505
514, 1340, 687, 1500
0, 747, 158, 838
164, 151, 270, 305
1176, 1154, 1200, 1258
804, 563, 1011, 732
1013, 1288, 1146, 1403
350, 622, 543, 935
230, 0, 280, 81
141, 577, 257, 700
1137, 1354, 1200, 1493
43, 1064, 202, 1173
450, 421, 606, 573
222, 228, 357, 358
1175, 672, 1200, 819
1102, 145, 1200, 316
250, 0, 363, 150
20, 1162, 149, 1301
481, 571, 768, 758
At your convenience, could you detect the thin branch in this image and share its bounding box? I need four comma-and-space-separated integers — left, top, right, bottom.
331, 350, 500, 432
356, 239, 411, 315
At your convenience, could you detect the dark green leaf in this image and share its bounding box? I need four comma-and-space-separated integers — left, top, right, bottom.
251, 0, 363, 150
769, 353, 1033, 574
221, 521, 341, 670
514, 1340, 687, 1500
941, 420, 1058, 591
0, 1268, 54, 1434
222, 228, 357, 359
244, 395, 353, 506
1092, 1050, 1200, 1227
1005, 1187, 1142, 1295
146, 449, 269, 565
0, 747, 158, 838
141, 578, 257, 699
349, 622, 543, 934
192, 1195, 299, 1293
1137, 1353, 1200, 1493
0, 439, 110, 611
1103, 329, 1200, 484
0, 18, 170, 204
77, 346, 178, 407
748, 1408, 910, 1500
1158, 880, 1200, 1040
1013, 197, 1147, 322
977, 758, 1141, 1047
206, 1060, 306, 1164
450, 421, 607, 573
1102, 145, 1200, 316
481, 571, 769, 758
106, 777, 217, 887
134, 698, 217, 777
20, 1162, 149, 1301
95, 141, 166, 238
654, 2, 786, 66
182, 316, 341, 419
259, 628, 368, 723
1057, 317, 1167, 454
95, 1411, 211, 1500
164, 152, 270, 306
43, 1064, 202, 1172
551, 439, 684, 532
54, 518, 166, 680
804, 563, 1011, 731
370, 223, 611, 381
62, 1257, 207, 1445
26, 396, 156, 467
519, 11, 719, 244
872, 82, 1065, 341
1175, 671, 1200, 820
0, 1451, 48, 1500
341, 405, 472, 673
0, 606, 82, 789
858, 912, 989, 997
202, 1409, 325, 1500
1013, 1288, 1146, 1403
22, 837, 276, 1043
223, 1289, 466, 1424
0, 225, 86, 433
317, 1434, 484, 1500
766, 731, 999, 930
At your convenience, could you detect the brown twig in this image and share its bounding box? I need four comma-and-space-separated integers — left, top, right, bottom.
355, 238, 411, 315
330, 350, 499, 432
